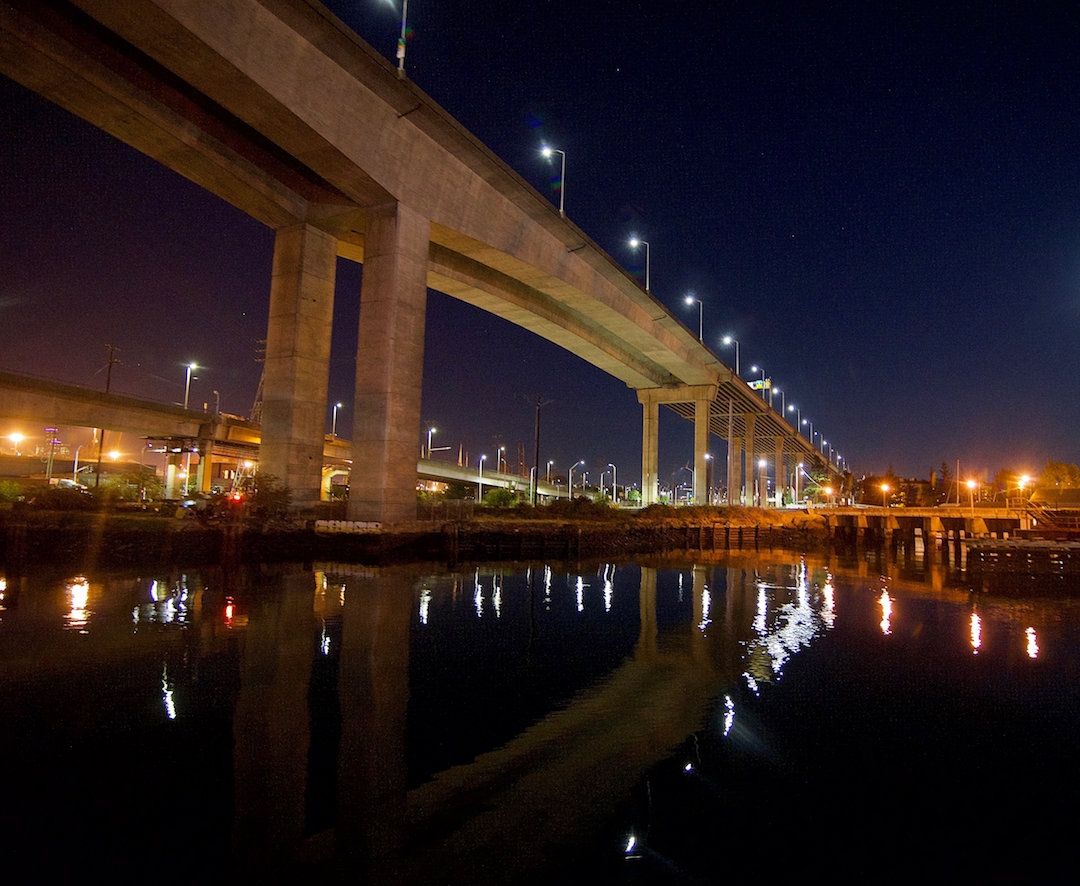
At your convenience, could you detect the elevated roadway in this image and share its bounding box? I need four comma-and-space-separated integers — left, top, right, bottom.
1, 0, 836, 518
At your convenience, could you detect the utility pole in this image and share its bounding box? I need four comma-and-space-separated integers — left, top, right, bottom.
95, 345, 116, 488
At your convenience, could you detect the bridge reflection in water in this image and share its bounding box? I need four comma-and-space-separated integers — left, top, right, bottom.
0, 550, 1077, 880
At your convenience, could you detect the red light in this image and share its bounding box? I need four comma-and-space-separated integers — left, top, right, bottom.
230, 491, 243, 502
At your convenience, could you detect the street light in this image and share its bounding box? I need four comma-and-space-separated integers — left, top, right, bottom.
382, 0, 410, 78
803, 418, 813, 442
628, 237, 650, 291
774, 387, 785, 414
788, 404, 800, 430
497, 445, 506, 473
8, 432, 23, 456
608, 462, 617, 503
425, 425, 436, 456
478, 454, 486, 500
684, 294, 703, 341
967, 479, 977, 513
547, 459, 554, 483
541, 144, 566, 216
881, 483, 890, 507
569, 459, 584, 496
750, 364, 767, 400
183, 362, 197, 410
333, 402, 344, 438
722, 335, 740, 376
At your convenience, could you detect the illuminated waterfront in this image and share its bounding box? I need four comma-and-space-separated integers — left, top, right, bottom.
0, 551, 1077, 881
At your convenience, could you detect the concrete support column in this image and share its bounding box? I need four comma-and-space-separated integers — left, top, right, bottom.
350, 201, 431, 523
196, 437, 215, 494
693, 398, 710, 505
727, 436, 741, 505
744, 414, 755, 505
261, 224, 337, 510
639, 393, 659, 507
775, 437, 785, 507
164, 451, 183, 499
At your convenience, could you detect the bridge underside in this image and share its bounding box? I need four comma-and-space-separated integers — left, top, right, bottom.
1, 0, 834, 517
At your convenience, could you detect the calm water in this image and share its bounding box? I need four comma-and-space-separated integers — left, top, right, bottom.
1, 550, 1078, 882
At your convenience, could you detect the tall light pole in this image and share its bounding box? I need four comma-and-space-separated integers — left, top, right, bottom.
497, 445, 506, 473
628, 237, 650, 291
881, 483, 890, 507
183, 362, 197, 410
425, 425, 436, 456
541, 145, 566, 216
547, 460, 554, 483
788, 403, 800, 431
333, 402, 344, 438
569, 459, 584, 497
774, 387, 786, 415
383, 0, 410, 78
803, 418, 813, 443
684, 294, 703, 341
608, 462, 617, 503
722, 335, 740, 376
478, 454, 486, 501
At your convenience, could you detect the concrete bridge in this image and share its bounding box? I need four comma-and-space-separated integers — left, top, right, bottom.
1, 0, 834, 520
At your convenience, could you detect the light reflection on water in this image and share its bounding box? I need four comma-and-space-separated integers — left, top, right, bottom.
0, 550, 1077, 880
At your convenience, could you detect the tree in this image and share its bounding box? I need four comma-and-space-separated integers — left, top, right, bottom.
1038, 460, 1080, 489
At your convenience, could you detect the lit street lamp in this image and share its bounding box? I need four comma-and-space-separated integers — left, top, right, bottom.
497, 445, 506, 473
628, 237, 650, 291
881, 483, 890, 507
541, 144, 566, 216
803, 418, 813, 443
608, 462, 618, 503
478, 454, 486, 500
333, 402, 344, 438
684, 294, 703, 341
8, 432, 23, 456
569, 459, 584, 497
722, 335, 740, 376
382, 0, 410, 78
774, 387, 785, 415
788, 403, 800, 431
183, 362, 197, 410
547, 459, 554, 483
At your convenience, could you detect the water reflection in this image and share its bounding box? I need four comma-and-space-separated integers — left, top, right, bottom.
0, 550, 1077, 880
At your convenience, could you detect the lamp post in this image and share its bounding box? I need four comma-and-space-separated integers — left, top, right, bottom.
425, 425, 436, 457
8, 432, 23, 456
628, 237, 650, 291
750, 365, 767, 400
788, 404, 800, 431
608, 462, 617, 503
478, 454, 486, 501
684, 295, 703, 341
881, 483, 890, 507
541, 145, 566, 216
704, 453, 712, 505
803, 418, 813, 442
183, 362, 197, 410
569, 459, 584, 497
333, 403, 344, 438
383, 0, 410, 78
774, 387, 785, 415
547, 459, 554, 483
497, 445, 506, 473
722, 335, 740, 376
967, 479, 977, 515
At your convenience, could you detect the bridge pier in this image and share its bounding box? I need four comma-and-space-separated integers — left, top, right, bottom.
260, 224, 337, 511
349, 202, 431, 523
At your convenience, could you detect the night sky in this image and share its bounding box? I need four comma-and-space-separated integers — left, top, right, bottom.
3, 0, 1080, 488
